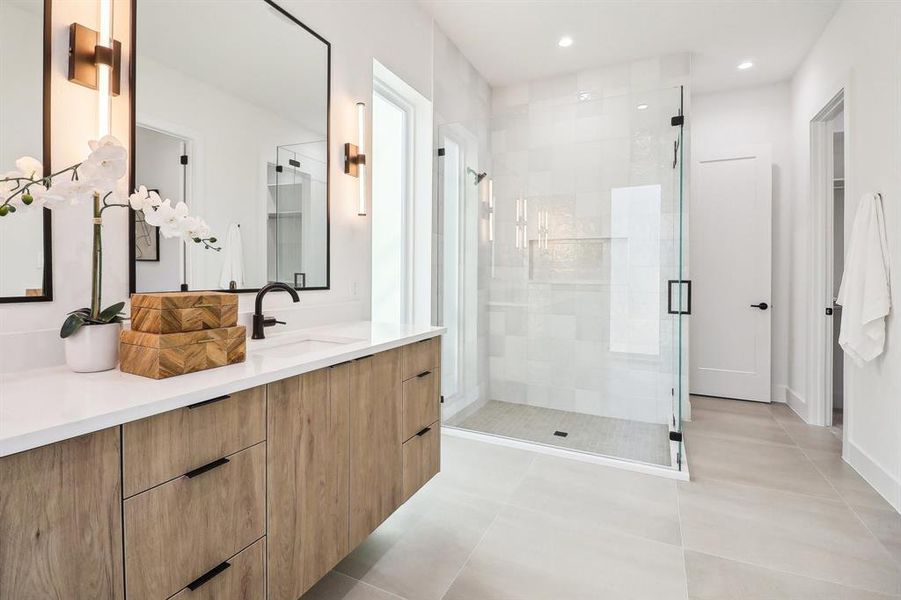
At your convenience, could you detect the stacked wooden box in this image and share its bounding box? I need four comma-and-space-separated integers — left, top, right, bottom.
120, 292, 245, 379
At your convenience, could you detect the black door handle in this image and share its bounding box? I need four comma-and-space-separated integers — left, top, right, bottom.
751, 303, 769, 310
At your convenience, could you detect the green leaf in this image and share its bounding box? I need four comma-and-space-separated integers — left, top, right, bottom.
98, 301, 126, 323
60, 313, 86, 339
67, 307, 91, 316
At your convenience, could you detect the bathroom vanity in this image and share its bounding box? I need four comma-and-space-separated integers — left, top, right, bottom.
0, 323, 442, 600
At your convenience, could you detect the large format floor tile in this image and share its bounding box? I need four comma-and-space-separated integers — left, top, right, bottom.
508, 454, 682, 545
430, 434, 535, 502
303, 572, 406, 600
304, 395, 901, 600
679, 479, 901, 596
335, 486, 502, 600
685, 550, 898, 600
443, 505, 688, 600
685, 433, 838, 498
684, 406, 795, 447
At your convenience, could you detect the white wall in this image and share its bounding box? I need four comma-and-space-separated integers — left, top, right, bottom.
0, 0, 436, 372
788, 1, 901, 510
691, 82, 793, 402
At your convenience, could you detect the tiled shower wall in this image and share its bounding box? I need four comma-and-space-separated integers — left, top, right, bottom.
486, 54, 690, 425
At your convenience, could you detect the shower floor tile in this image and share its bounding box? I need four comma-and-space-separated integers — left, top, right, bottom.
445, 399, 672, 467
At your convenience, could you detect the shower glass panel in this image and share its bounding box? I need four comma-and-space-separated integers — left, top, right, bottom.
439, 86, 687, 472
268, 142, 327, 288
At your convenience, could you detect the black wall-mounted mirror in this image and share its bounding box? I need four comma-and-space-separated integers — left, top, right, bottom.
129, 0, 330, 294
0, 0, 52, 303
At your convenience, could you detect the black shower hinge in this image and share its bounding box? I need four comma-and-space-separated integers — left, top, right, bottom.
180, 154, 189, 165
669, 431, 683, 442
671, 115, 684, 127
437, 147, 446, 157
288, 158, 301, 168
275, 165, 284, 173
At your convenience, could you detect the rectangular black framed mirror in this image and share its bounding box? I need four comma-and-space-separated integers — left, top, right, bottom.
0, 0, 53, 303
128, 0, 330, 294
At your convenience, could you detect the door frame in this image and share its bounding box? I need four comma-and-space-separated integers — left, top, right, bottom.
690, 144, 773, 402
808, 87, 848, 429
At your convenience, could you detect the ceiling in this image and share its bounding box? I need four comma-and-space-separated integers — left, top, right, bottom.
421, 0, 840, 93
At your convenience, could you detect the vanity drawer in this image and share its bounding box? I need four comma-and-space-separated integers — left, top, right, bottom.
123, 386, 265, 497
402, 368, 440, 442
401, 336, 440, 381
169, 538, 265, 600
402, 421, 440, 502
124, 442, 266, 600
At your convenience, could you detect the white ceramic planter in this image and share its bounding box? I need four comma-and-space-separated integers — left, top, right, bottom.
65, 322, 122, 373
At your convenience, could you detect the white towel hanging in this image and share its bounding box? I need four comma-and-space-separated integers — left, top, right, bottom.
836, 192, 891, 366
218, 222, 245, 289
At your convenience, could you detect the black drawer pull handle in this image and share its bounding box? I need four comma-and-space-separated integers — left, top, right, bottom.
416, 426, 431, 437
184, 457, 230, 479
186, 561, 231, 591
188, 394, 230, 410
416, 370, 431, 378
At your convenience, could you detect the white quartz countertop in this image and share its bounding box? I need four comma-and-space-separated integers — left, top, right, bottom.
0, 321, 444, 457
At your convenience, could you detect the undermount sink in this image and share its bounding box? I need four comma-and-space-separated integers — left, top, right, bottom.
250, 333, 364, 359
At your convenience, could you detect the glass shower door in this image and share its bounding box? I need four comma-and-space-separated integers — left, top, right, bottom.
439, 85, 687, 473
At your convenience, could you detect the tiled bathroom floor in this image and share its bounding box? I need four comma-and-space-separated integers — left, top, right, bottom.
302, 396, 901, 600
444, 399, 672, 466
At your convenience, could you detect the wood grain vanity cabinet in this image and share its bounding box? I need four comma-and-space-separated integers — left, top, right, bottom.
122, 386, 266, 497
267, 368, 350, 600
0, 428, 124, 600
0, 336, 441, 600
400, 338, 441, 503
349, 349, 404, 548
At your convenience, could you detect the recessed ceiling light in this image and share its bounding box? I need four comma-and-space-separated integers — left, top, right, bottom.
577, 91, 591, 101
636, 103, 649, 111
737, 61, 754, 70
558, 36, 573, 48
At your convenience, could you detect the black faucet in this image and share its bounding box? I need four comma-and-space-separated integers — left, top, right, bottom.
252, 282, 300, 339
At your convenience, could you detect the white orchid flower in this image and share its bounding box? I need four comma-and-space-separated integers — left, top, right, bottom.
50, 179, 96, 206
14, 157, 43, 181
79, 143, 127, 185
29, 184, 67, 209
179, 215, 210, 240
87, 135, 123, 152
145, 199, 189, 238
129, 185, 163, 212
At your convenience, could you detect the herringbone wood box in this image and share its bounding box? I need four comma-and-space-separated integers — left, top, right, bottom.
119, 325, 246, 379
130, 291, 238, 334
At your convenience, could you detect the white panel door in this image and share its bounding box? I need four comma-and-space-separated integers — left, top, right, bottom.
691, 148, 772, 402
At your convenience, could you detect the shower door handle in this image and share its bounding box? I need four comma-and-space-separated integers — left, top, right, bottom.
667, 280, 692, 315
750, 303, 769, 310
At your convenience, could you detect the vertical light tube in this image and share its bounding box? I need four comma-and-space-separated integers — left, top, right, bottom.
97, 0, 113, 137
357, 102, 367, 216
487, 179, 494, 243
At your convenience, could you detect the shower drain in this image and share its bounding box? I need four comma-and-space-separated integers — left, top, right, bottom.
553, 430, 568, 438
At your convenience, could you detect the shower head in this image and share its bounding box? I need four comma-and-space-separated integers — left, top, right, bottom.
466, 167, 488, 185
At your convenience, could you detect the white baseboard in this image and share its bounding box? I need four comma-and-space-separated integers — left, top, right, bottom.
442, 426, 690, 481
785, 386, 808, 422
845, 441, 901, 513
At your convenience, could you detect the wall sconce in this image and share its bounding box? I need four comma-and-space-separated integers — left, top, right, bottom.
487, 179, 495, 243
514, 195, 528, 251
344, 102, 367, 216
537, 210, 550, 250
68, 22, 121, 97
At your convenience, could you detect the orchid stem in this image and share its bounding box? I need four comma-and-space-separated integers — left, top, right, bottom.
91, 192, 102, 320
